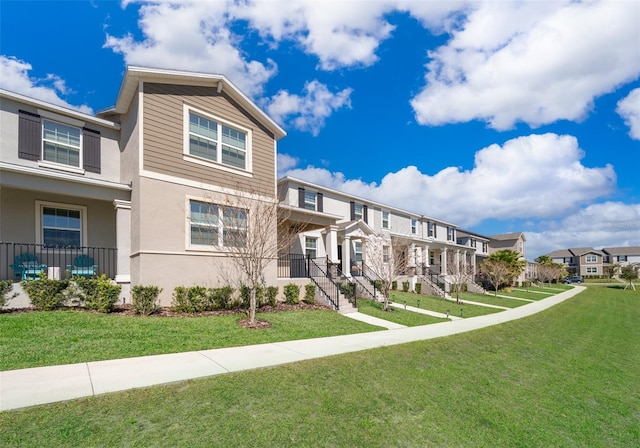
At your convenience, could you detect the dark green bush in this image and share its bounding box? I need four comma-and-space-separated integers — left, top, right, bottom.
210, 286, 234, 310
450, 284, 468, 293
172, 286, 209, 313
372, 279, 384, 292
265, 286, 278, 307
0, 280, 18, 308
402, 281, 410, 292
391, 281, 397, 290
131, 285, 162, 315
415, 283, 422, 294
283, 283, 300, 305
22, 274, 68, 311
77, 275, 121, 313
338, 282, 355, 299
304, 284, 316, 304
239, 284, 251, 309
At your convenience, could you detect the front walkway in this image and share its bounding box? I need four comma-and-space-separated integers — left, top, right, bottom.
0, 286, 585, 412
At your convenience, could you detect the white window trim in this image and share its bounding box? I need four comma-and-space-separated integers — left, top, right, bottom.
185, 196, 248, 252
586, 267, 597, 273
305, 236, 318, 259
35, 200, 87, 247
585, 255, 598, 263
304, 191, 317, 211
381, 210, 390, 229
183, 104, 253, 177
411, 219, 417, 234
354, 203, 363, 221
39, 117, 85, 174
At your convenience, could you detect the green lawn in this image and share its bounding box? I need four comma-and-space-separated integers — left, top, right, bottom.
492, 289, 557, 301
390, 290, 502, 317
356, 298, 448, 326
0, 309, 380, 371
1, 286, 638, 447
457, 292, 530, 308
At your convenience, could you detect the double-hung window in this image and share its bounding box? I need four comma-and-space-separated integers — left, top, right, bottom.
411, 219, 417, 234
354, 241, 363, 262
354, 204, 363, 220
428, 222, 436, 238
618, 255, 628, 262
187, 108, 249, 171
586, 267, 597, 274
382, 245, 390, 263
447, 227, 454, 241
304, 191, 316, 211
586, 255, 597, 263
190, 200, 247, 248
382, 211, 389, 229
305, 237, 317, 259
42, 119, 81, 168
37, 201, 86, 248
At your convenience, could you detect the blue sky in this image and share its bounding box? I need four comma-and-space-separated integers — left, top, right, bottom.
1, 0, 638, 258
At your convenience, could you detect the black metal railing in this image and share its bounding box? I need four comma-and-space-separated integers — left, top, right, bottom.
337, 266, 378, 304
277, 253, 308, 278
308, 257, 340, 310
422, 268, 449, 297
1, 242, 117, 281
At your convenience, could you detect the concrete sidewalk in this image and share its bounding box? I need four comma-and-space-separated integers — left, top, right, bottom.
0, 286, 584, 412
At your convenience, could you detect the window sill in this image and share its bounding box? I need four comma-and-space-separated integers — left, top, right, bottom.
38, 161, 85, 175
183, 154, 253, 178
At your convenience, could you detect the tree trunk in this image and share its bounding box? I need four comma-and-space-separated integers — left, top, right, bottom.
249, 287, 257, 323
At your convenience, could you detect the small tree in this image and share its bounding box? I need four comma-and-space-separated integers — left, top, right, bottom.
365, 234, 409, 310
535, 256, 565, 287
620, 264, 639, 291
487, 249, 526, 286
480, 258, 511, 296
447, 253, 475, 303
607, 263, 621, 282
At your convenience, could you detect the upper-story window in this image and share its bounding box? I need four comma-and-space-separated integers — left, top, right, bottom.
354, 204, 363, 220
304, 191, 316, 210
447, 227, 455, 241
618, 255, 628, 262
411, 219, 417, 234
186, 107, 250, 173
18, 110, 101, 173
428, 222, 436, 238
517, 241, 524, 254
586, 255, 598, 263
43, 120, 81, 168
470, 239, 477, 248
382, 211, 389, 229
482, 242, 488, 253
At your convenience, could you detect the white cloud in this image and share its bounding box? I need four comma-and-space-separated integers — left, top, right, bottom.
266, 81, 352, 135
104, 1, 277, 97
233, 0, 397, 70
0, 56, 93, 114
282, 133, 617, 227
277, 153, 299, 177
525, 202, 640, 258
616, 88, 640, 140
410, 0, 640, 129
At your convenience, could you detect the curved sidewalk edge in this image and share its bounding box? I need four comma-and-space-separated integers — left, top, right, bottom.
0, 286, 585, 412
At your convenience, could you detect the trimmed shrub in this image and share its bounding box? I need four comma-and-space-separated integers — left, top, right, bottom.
391, 281, 397, 290
132, 285, 162, 315
283, 283, 300, 305
0, 280, 18, 308
304, 284, 316, 304
210, 286, 235, 310
22, 274, 68, 311
172, 286, 208, 313
415, 283, 422, 294
372, 279, 384, 292
79, 275, 121, 313
338, 282, 355, 299
402, 281, 410, 292
450, 284, 468, 294
265, 286, 278, 307
239, 284, 251, 309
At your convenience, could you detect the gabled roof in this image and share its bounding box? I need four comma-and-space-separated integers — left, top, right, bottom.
547, 249, 573, 258
100, 66, 286, 140
603, 246, 640, 256
489, 232, 526, 242
568, 247, 604, 256
337, 219, 375, 237
457, 229, 491, 241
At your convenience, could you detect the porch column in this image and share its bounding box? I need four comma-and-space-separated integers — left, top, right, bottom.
342, 236, 351, 277
441, 248, 448, 275
113, 200, 131, 302
416, 246, 423, 274
325, 225, 339, 264
455, 249, 461, 275
424, 244, 430, 270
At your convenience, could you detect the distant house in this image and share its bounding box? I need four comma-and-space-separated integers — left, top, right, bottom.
488, 232, 528, 284
547, 247, 627, 277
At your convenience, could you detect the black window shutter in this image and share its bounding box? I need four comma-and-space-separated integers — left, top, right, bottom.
363, 204, 368, 224
83, 128, 101, 173
18, 110, 41, 161
317, 192, 323, 212
298, 188, 305, 208
350, 201, 355, 221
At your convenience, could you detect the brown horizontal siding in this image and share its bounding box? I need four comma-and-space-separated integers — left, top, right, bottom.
142, 83, 275, 197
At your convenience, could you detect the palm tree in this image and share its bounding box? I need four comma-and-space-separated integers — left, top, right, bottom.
487, 250, 526, 287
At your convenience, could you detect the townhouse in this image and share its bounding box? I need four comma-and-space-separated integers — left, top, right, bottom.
1, 66, 285, 304
548, 246, 640, 278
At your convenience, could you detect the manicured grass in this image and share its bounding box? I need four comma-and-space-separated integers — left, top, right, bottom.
457, 292, 529, 308
356, 299, 448, 326
0, 309, 380, 371
2, 286, 639, 447
492, 289, 556, 301
390, 291, 502, 317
